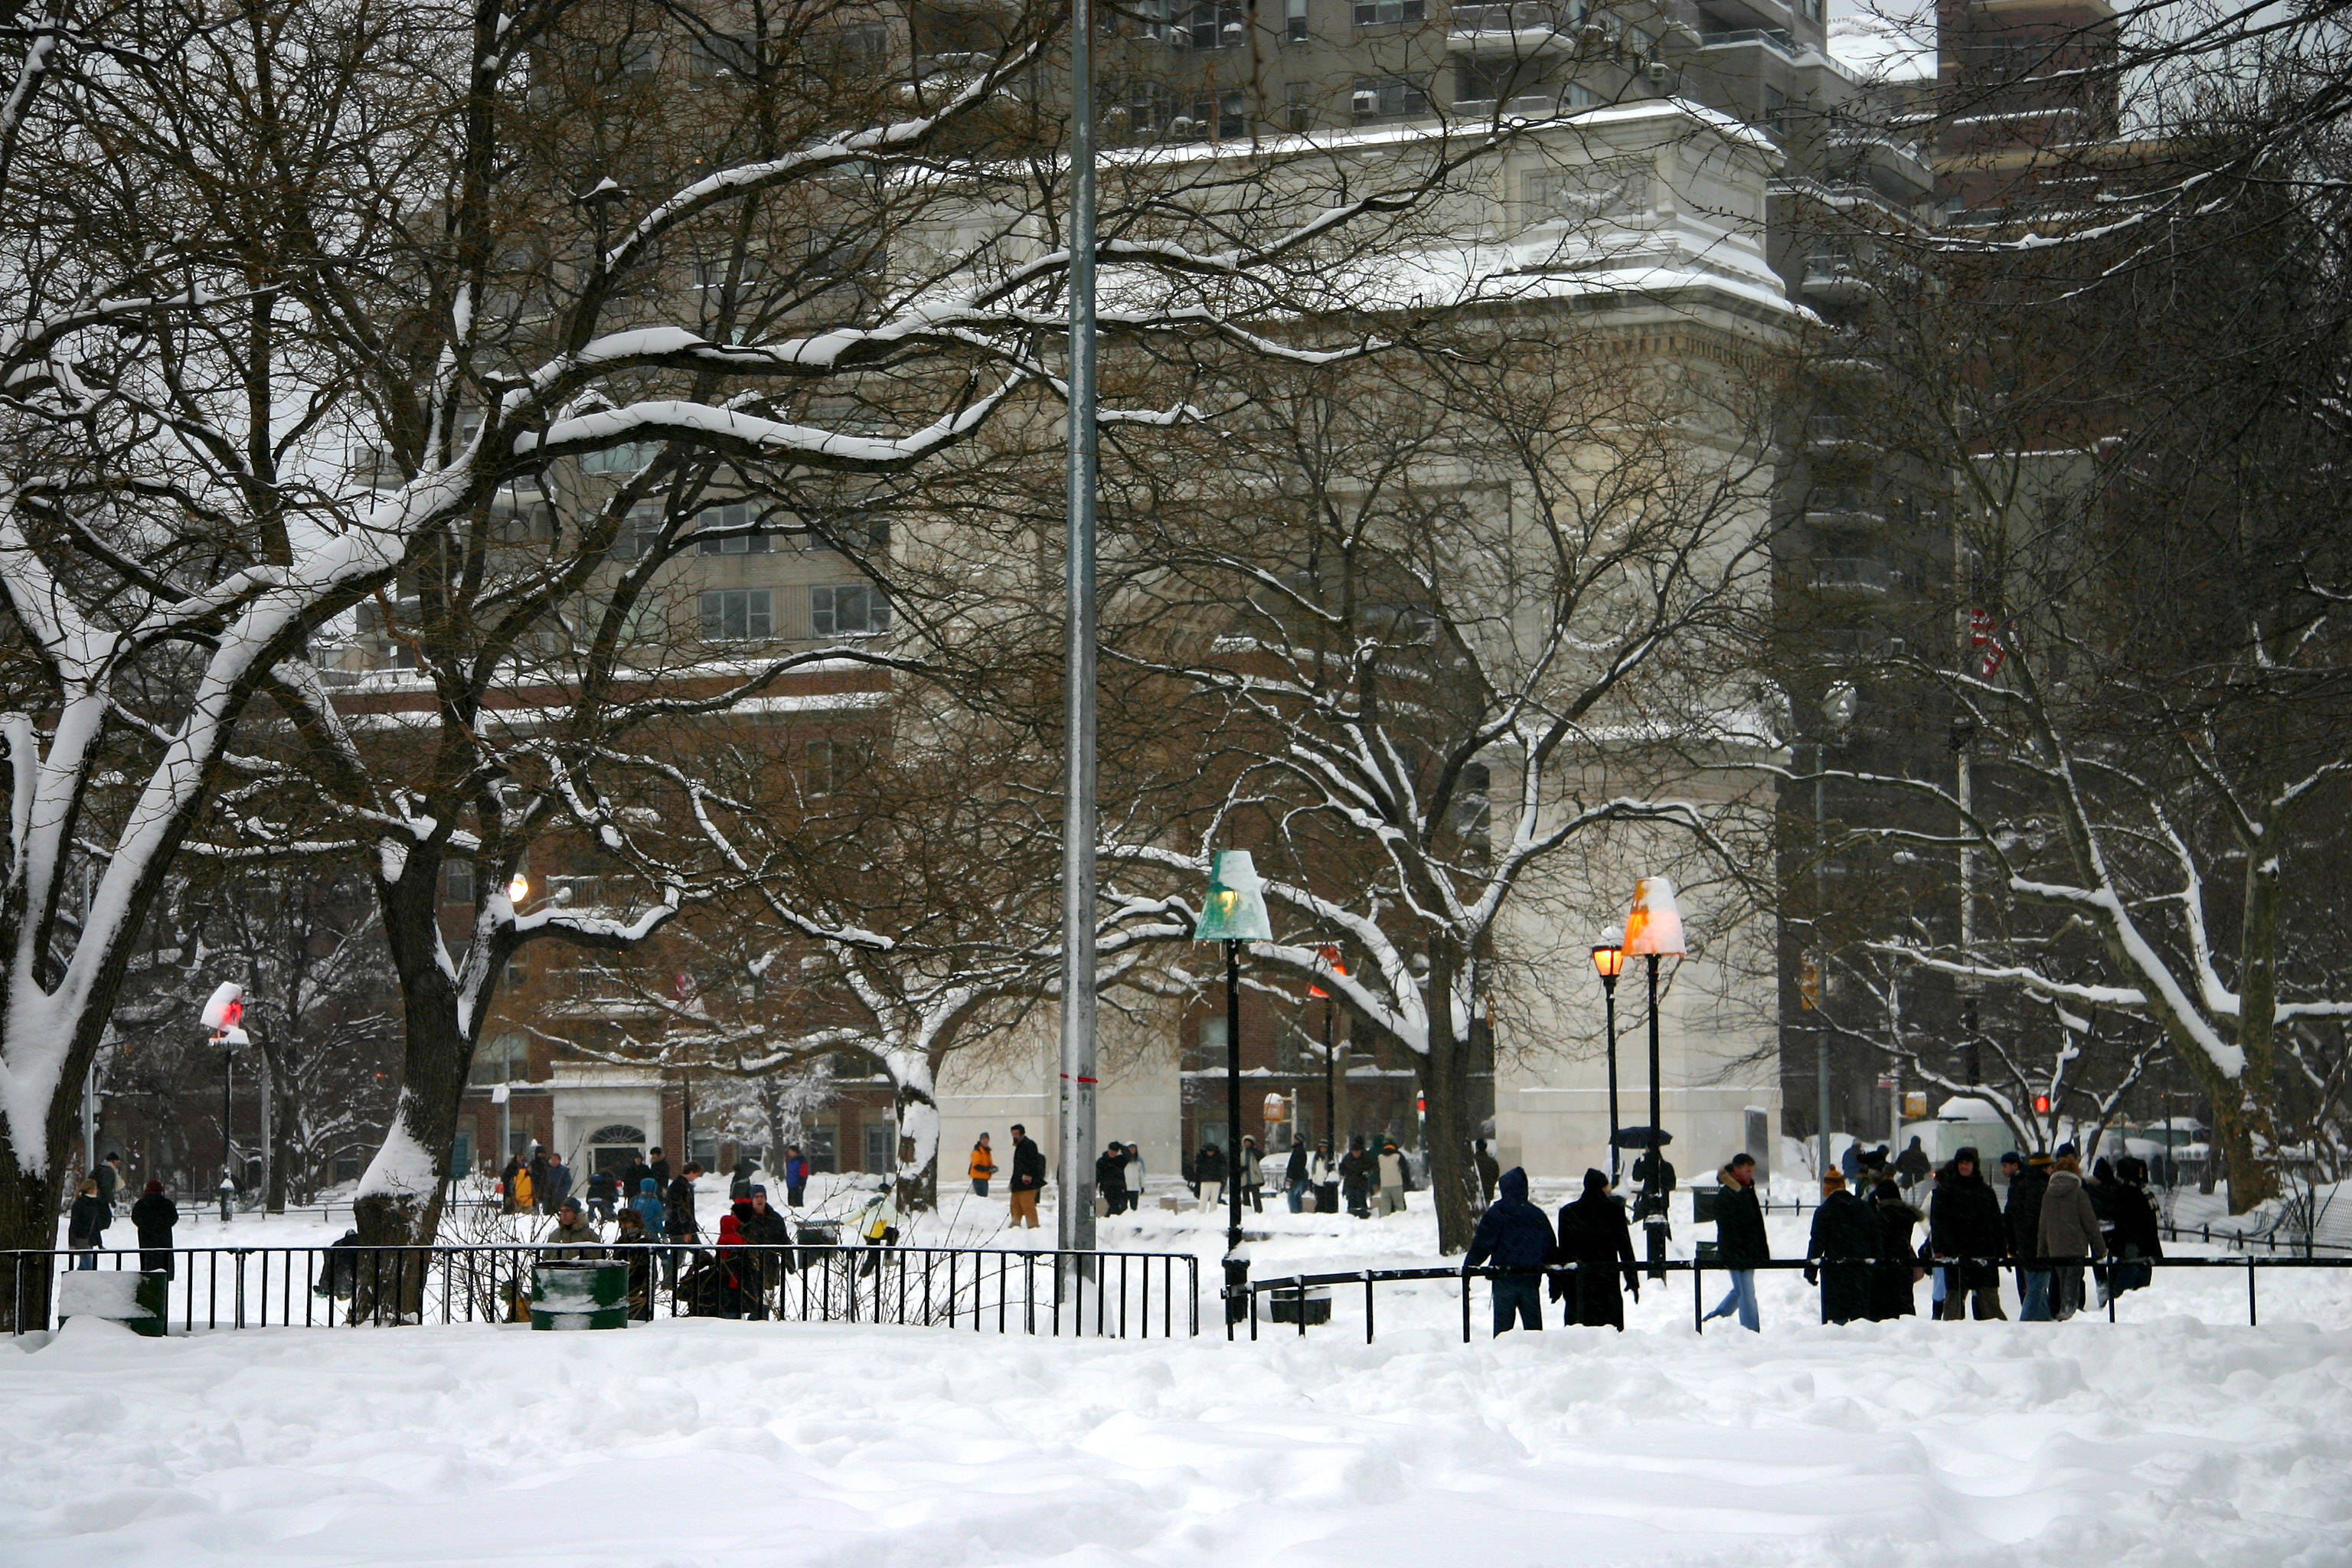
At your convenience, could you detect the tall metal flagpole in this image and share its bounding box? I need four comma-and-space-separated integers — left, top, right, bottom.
1057, 0, 1100, 1265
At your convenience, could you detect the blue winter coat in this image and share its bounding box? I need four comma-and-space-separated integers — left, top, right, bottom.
1465, 1168, 1556, 1270
631, 1180, 665, 1236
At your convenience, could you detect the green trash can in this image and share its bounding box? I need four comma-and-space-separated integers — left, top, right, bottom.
531, 1259, 629, 1330
58, 1269, 170, 1337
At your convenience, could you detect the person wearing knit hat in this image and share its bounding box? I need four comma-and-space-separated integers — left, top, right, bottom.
131, 1178, 178, 1276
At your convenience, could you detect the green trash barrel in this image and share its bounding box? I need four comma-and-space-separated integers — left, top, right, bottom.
57, 1269, 170, 1336
531, 1259, 629, 1330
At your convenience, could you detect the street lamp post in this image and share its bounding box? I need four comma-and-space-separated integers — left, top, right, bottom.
1195, 851, 1272, 1334
1622, 879, 1685, 1279
1311, 945, 1344, 1153
1591, 945, 1625, 1186
201, 982, 247, 1220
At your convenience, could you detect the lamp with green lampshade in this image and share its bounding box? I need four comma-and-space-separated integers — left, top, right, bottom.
1194, 851, 1271, 1331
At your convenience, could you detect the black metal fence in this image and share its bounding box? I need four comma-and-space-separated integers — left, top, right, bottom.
8, 1243, 1198, 1338
1236, 1253, 2352, 1342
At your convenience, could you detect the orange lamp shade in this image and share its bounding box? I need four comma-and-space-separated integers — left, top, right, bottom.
1590, 944, 1625, 980
1621, 877, 1687, 957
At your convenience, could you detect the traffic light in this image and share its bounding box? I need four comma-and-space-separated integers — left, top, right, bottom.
2034, 1093, 2051, 1115
1799, 957, 1821, 1010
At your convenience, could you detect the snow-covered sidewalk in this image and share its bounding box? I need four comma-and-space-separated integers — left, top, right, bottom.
7, 1299, 2350, 1567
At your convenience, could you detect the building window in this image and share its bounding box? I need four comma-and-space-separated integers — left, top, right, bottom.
809, 583, 891, 637
1183, 0, 1245, 47
1285, 80, 1313, 130
580, 443, 658, 475
1353, 0, 1422, 26
687, 31, 755, 81
472, 1031, 527, 1085
804, 738, 837, 795
863, 1122, 896, 1174
698, 587, 773, 641
1193, 91, 1249, 139
1351, 74, 1428, 121
443, 859, 475, 904
613, 501, 664, 560
1285, 0, 1308, 41
694, 502, 769, 554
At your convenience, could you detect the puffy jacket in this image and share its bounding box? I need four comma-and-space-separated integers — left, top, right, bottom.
1464, 1168, 1555, 1270
1195, 1145, 1227, 1184
130, 1193, 179, 1246
67, 1193, 109, 1246
2037, 1166, 2108, 1260
546, 1215, 603, 1259
1710, 1168, 1771, 1266
969, 1144, 997, 1181
630, 1181, 665, 1236
1096, 1151, 1129, 1194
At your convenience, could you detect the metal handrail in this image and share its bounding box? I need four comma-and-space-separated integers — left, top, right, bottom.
8, 1242, 1199, 1339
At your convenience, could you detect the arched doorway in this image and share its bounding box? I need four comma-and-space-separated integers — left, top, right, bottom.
587, 1123, 646, 1174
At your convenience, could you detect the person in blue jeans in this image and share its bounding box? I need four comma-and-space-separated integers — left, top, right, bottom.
1701, 1153, 1769, 1331
1464, 1167, 1556, 1334
67, 1178, 109, 1269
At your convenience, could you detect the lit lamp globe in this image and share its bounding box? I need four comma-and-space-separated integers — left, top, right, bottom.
1193, 850, 1273, 944
1621, 877, 1685, 958
1194, 848, 1272, 1326
1621, 876, 1684, 1241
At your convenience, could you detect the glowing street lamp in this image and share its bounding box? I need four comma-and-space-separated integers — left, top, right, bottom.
1195, 851, 1272, 1333
1591, 944, 1625, 1184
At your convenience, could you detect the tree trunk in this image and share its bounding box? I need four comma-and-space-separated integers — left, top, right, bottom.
891, 1050, 941, 1213
1419, 997, 1478, 1255
0, 1118, 68, 1331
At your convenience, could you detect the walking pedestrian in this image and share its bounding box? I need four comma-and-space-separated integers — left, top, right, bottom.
1553, 1169, 1640, 1330
1474, 1139, 1501, 1207
1463, 1167, 1555, 1335
1123, 1144, 1146, 1206
94, 1152, 122, 1215
854, 1178, 900, 1278
1096, 1141, 1130, 1217
541, 1150, 573, 1216
2037, 1146, 2106, 1320
619, 1150, 653, 1197
969, 1133, 997, 1198
1805, 1171, 1876, 1325
1194, 1141, 1227, 1213
528, 1145, 551, 1215
1894, 1135, 1931, 1191
586, 1166, 617, 1224
1375, 1138, 1409, 1217
1700, 1153, 1769, 1331
730, 1153, 758, 1200
1338, 1136, 1374, 1217
1006, 1124, 1046, 1228
630, 1176, 665, 1239
130, 1179, 178, 1277
612, 1207, 655, 1319
782, 1144, 810, 1207
1309, 1139, 1338, 1214
1284, 1138, 1311, 1212
1928, 1146, 2007, 1320
67, 1178, 109, 1268
739, 1184, 793, 1317
648, 1146, 671, 1187
666, 1163, 703, 1242
1238, 1136, 1265, 1214
1869, 1178, 1924, 1321
1838, 1139, 1863, 1187
2003, 1150, 2054, 1320
500, 1152, 524, 1214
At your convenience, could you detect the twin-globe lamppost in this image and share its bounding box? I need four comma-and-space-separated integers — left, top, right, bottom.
1194, 850, 1272, 1327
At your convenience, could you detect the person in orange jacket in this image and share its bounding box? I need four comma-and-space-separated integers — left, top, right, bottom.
969, 1133, 998, 1197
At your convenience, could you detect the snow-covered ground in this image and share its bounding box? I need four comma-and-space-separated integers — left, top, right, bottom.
10, 1183, 2352, 1567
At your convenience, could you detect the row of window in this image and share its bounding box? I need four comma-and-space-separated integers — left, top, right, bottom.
613, 502, 890, 560
697, 583, 892, 642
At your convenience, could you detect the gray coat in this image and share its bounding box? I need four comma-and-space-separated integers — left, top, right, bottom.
2036, 1168, 2108, 1260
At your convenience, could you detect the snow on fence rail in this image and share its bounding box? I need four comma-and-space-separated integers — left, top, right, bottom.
5, 1243, 1199, 1339
1236, 1254, 2352, 1342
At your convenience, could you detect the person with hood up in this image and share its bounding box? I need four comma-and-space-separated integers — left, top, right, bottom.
130, 1179, 178, 1276
1805, 1170, 1877, 1325
2004, 1150, 2054, 1319
1868, 1179, 1925, 1320
1462, 1167, 1556, 1335
2105, 1155, 2163, 1298
1553, 1169, 1639, 1329
683, 1213, 751, 1316
1894, 1136, 1931, 1190
969, 1134, 997, 1198
1700, 1153, 1769, 1331
1929, 1146, 2008, 1320
1239, 1135, 1266, 1214
1096, 1142, 1130, 1217
630, 1176, 666, 1238
67, 1177, 109, 1267
2037, 1146, 2107, 1319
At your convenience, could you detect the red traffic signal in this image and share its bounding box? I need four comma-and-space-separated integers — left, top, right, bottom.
1308, 944, 1345, 999
2034, 1093, 2052, 1115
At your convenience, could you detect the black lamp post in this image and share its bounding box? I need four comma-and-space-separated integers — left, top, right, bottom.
1313, 944, 1344, 1155
1592, 945, 1624, 1185
1621, 879, 1685, 1280
1195, 851, 1272, 1334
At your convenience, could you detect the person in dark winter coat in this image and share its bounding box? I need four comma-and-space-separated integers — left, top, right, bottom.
1463, 1167, 1556, 1334
1701, 1154, 1769, 1331
66, 1178, 109, 1267
2003, 1151, 2055, 1319
1553, 1169, 1640, 1329
528, 1148, 551, 1214
545, 1198, 603, 1259
500, 1155, 524, 1214
1805, 1171, 1877, 1324
612, 1207, 656, 1319
1096, 1143, 1130, 1217
1284, 1139, 1311, 1212
665, 1164, 702, 1242
783, 1145, 812, 1207
1473, 1140, 1501, 1207
1929, 1147, 2008, 1320
586, 1167, 618, 1223
2105, 1156, 2163, 1297
2037, 1150, 2106, 1319
541, 1152, 573, 1214
738, 1184, 794, 1317
1338, 1137, 1375, 1217
1894, 1136, 1932, 1190
1868, 1180, 1923, 1321
1007, 1125, 1047, 1228
130, 1180, 178, 1276
1194, 1142, 1229, 1212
